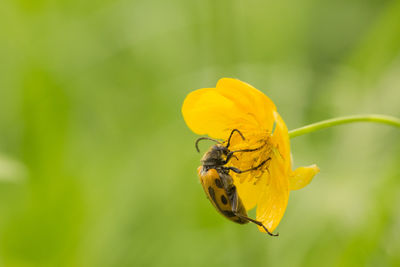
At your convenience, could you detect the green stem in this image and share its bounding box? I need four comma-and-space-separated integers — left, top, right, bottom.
289, 114, 400, 138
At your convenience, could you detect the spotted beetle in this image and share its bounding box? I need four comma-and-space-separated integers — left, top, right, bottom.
196, 129, 277, 236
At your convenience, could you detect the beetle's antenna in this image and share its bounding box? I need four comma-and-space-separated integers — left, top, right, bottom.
195, 137, 221, 152
226, 129, 245, 149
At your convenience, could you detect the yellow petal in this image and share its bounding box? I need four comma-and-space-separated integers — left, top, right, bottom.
182, 88, 239, 138
255, 156, 289, 233
216, 78, 276, 129
289, 164, 320, 191
182, 78, 277, 139
233, 172, 267, 211
271, 111, 291, 172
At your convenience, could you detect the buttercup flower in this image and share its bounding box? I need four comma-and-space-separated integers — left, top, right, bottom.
182, 78, 320, 233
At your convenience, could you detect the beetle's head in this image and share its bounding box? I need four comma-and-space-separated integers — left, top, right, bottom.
200, 144, 229, 167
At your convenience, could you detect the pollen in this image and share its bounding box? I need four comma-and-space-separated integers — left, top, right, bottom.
227, 130, 274, 184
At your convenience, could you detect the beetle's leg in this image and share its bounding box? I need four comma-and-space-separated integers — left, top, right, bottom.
234, 213, 279, 237
224, 141, 267, 164
226, 129, 245, 149
224, 144, 266, 164
225, 157, 271, 174
228, 184, 278, 237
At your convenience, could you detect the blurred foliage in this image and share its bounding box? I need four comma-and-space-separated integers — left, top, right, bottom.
0, 0, 400, 266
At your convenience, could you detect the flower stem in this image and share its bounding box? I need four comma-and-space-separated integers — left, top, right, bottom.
289, 114, 400, 138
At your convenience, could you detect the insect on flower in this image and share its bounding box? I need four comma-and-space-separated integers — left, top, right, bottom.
196, 129, 278, 236
182, 78, 320, 234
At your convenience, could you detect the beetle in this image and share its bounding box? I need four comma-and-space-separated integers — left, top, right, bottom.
196, 129, 278, 236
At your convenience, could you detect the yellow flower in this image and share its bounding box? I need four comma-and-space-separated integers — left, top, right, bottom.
182, 78, 319, 233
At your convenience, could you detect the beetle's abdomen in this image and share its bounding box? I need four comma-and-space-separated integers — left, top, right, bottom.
198, 167, 248, 224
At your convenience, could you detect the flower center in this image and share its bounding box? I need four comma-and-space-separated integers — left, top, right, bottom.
227, 130, 275, 184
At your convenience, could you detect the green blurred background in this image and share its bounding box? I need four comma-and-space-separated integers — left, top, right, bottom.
1, 0, 400, 266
